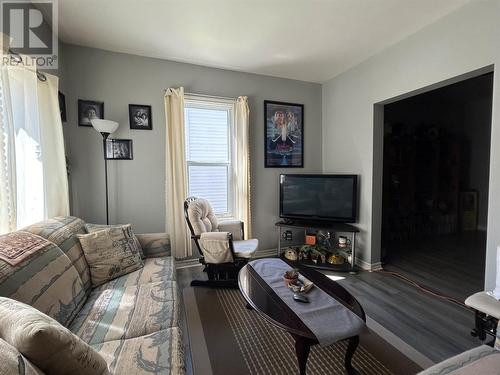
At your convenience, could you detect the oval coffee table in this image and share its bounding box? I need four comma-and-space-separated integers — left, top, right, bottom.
238, 257, 366, 375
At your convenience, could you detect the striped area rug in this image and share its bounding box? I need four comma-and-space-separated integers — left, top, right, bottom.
215, 289, 393, 375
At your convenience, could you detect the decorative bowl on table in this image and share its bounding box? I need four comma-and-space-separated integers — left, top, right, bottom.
283, 269, 299, 286
288, 277, 315, 294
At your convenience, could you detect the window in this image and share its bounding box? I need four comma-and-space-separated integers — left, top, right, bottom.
0, 67, 45, 230
184, 97, 235, 217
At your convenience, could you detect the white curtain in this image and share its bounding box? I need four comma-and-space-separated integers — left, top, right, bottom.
164, 87, 191, 258
234, 96, 252, 238
0, 55, 69, 234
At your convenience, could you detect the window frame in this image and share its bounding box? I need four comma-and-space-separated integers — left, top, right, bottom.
184, 95, 236, 218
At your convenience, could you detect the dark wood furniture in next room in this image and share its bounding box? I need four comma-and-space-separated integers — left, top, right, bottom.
238, 258, 366, 375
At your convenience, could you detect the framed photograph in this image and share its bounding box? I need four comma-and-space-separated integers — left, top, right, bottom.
264, 100, 304, 167
78, 99, 104, 127
105, 139, 133, 160
58, 91, 67, 122
129, 104, 152, 130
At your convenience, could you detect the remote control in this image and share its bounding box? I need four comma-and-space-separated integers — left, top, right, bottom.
293, 293, 309, 303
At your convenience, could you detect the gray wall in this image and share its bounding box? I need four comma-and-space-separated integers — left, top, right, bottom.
322, 0, 500, 288
61, 44, 322, 252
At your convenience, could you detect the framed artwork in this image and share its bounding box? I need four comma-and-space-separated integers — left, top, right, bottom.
129, 104, 152, 130
105, 139, 133, 160
78, 99, 104, 127
58, 91, 67, 122
264, 100, 304, 168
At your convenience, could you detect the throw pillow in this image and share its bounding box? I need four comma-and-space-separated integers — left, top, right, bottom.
85, 223, 145, 258
0, 297, 109, 375
77, 224, 144, 287
0, 338, 44, 375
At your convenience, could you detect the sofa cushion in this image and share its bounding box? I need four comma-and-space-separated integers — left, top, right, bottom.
135, 233, 171, 258
70, 280, 180, 344
94, 257, 176, 290
418, 345, 497, 374
85, 223, 145, 259
0, 231, 86, 326
0, 297, 109, 375
77, 225, 144, 287
22, 216, 92, 295
0, 338, 45, 375
91, 328, 185, 375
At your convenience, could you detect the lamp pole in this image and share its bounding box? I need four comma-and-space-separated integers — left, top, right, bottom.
101, 132, 110, 225
90, 119, 119, 225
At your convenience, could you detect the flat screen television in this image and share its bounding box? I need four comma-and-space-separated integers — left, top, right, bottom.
279, 174, 358, 223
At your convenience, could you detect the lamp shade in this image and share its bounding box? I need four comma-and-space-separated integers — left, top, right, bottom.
90, 119, 119, 134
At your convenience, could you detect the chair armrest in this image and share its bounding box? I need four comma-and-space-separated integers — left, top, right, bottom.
199, 232, 234, 263
465, 292, 500, 319
218, 220, 244, 241
135, 233, 171, 258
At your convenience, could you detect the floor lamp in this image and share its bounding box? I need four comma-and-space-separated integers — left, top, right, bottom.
90, 119, 119, 225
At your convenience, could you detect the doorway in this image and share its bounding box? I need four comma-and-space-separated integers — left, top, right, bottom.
380, 72, 493, 301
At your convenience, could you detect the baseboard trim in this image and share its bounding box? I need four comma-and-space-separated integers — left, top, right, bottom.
355, 258, 383, 271
254, 248, 277, 258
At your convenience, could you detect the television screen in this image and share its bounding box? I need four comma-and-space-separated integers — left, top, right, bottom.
280, 174, 357, 222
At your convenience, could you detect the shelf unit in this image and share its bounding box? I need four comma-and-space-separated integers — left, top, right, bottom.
275, 220, 359, 273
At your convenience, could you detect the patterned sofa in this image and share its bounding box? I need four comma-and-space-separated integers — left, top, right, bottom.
0, 216, 184, 374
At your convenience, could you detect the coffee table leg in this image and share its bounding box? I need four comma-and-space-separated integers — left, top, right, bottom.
293, 336, 311, 375
345, 335, 359, 375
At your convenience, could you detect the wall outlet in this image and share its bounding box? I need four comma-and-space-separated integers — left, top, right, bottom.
282, 230, 293, 241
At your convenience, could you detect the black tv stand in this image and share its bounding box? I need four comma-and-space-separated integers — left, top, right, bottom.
275, 220, 359, 273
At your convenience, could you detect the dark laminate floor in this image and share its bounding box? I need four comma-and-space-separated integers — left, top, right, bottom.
384, 231, 486, 302
330, 269, 481, 363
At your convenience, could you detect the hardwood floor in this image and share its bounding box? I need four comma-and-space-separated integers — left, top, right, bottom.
383, 231, 486, 302
330, 269, 480, 363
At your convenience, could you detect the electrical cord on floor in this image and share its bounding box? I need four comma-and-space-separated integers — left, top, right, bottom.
374, 268, 474, 312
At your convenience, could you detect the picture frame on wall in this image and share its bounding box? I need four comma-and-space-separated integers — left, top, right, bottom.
264, 100, 304, 168
129, 104, 152, 130
106, 139, 133, 160
58, 91, 67, 122
78, 99, 104, 127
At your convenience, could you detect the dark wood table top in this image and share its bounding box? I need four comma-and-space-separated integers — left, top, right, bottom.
238, 257, 366, 341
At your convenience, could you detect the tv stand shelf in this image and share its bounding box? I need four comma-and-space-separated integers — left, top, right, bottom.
275, 220, 359, 273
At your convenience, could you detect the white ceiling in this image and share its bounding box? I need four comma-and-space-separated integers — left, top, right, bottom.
58, 0, 471, 83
